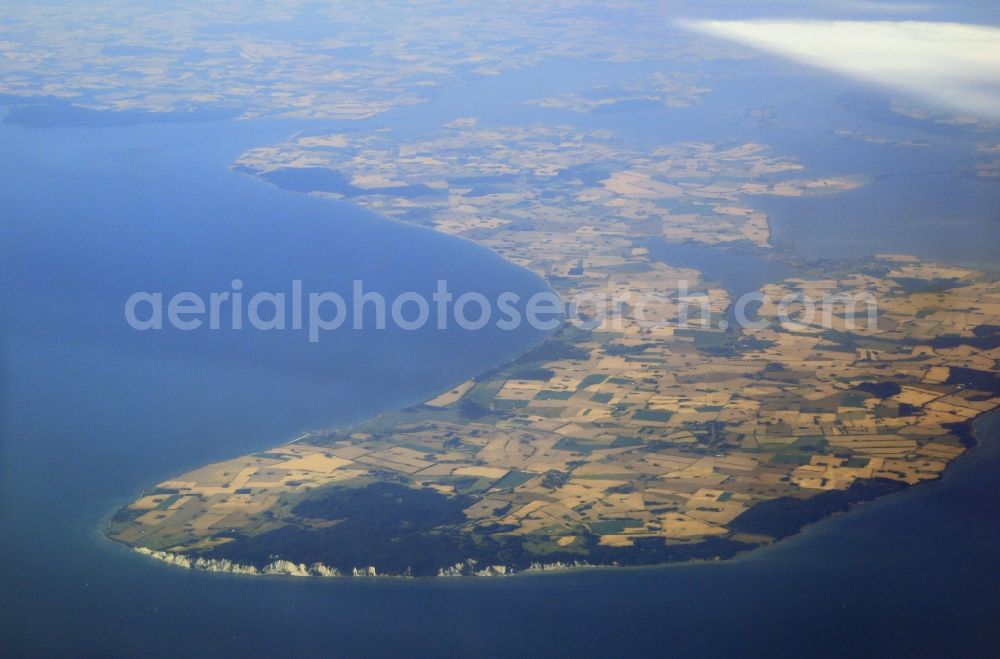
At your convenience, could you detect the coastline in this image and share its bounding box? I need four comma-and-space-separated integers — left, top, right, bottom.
120, 406, 1000, 581
101, 160, 566, 576
106, 130, 1000, 580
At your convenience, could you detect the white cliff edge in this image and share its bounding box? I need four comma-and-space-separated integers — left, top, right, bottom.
134, 547, 598, 578
133, 547, 342, 577
435, 558, 596, 577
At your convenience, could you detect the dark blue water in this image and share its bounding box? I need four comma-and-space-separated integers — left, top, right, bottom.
0, 120, 553, 656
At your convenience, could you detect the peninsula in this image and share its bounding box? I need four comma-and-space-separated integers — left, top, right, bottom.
107, 121, 1000, 577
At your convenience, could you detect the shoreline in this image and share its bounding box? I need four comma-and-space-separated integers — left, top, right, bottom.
119, 406, 1000, 581
101, 159, 567, 574
107, 131, 1000, 580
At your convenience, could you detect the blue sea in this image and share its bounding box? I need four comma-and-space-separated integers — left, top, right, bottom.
3, 55, 1000, 657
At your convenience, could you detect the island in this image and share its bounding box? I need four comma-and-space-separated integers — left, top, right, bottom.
107, 119, 1000, 578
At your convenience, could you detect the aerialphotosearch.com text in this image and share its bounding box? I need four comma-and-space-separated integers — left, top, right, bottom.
124, 278, 878, 341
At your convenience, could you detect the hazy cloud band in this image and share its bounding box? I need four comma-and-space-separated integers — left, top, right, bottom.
680, 19, 1000, 120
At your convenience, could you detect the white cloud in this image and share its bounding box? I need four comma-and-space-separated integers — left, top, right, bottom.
680, 19, 1000, 120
